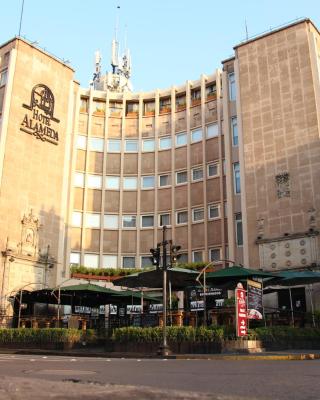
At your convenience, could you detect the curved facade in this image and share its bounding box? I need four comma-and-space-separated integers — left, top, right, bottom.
68, 73, 230, 269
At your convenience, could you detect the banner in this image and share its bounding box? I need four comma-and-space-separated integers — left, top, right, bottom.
186, 286, 226, 311
247, 279, 263, 320
235, 283, 247, 337
149, 303, 163, 313
126, 305, 143, 315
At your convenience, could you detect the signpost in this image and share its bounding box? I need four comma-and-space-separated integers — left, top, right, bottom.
235, 283, 247, 337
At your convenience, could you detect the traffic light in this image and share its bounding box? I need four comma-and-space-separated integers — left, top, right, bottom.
150, 247, 161, 267
170, 244, 181, 266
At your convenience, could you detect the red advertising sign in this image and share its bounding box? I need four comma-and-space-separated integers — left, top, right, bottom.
235, 283, 247, 337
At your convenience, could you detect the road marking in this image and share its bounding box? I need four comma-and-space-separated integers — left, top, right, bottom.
70, 359, 77, 362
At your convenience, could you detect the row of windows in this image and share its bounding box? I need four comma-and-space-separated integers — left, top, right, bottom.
76, 124, 219, 153
74, 163, 219, 190
72, 205, 221, 229
70, 248, 222, 269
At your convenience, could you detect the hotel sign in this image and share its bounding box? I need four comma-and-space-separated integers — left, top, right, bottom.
20, 84, 60, 145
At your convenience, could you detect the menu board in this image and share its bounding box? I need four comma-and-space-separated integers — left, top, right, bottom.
247, 279, 263, 320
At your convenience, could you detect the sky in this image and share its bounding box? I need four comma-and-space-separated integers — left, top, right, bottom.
1, 0, 320, 92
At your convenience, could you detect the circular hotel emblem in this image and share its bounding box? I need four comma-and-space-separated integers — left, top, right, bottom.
30, 84, 55, 119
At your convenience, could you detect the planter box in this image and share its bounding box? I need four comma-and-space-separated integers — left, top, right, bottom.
71, 273, 121, 282
222, 339, 265, 353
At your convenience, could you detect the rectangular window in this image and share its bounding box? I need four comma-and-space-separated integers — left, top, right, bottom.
104, 214, 119, 229
103, 255, 117, 268
89, 137, 104, 152
176, 170, 188, 185
122, 215, 136, 228
192, 167, 203, 181
76, 135, 87, 150
84, 254, 99, 268
159, 97, 171, 113
125, 139, 138, 152
123, 177, 137, 190
207, 123, 219, 138
142, 139, 155, 152
178, 253, 188, 264
107, 139, 121, 152
231, 117, 238, 146
192, 208, 204, 222
191, 129, 202, 143
74, 172, 85, 187
176, 132, 187, 147
141, 215, 154, 228
209, 248, 221, 262
144, 101, 155, 115
159, 136, 172, 150
87, 174, 102, 189
109, 101, 123, 116
122, 256, 136, 269
70, 252, 80, 265
141, 256, 152, 268
191, 88, 201, 105
0, 69, 8, 86
105, 176, 120, 190
207, 163, 219, 178
84, 213, 101, 228
72, 211, 82, 227
235, 213, 243, 246
159, 213, 170, 227
92, 100, 106, 115
176, 95, 186, 110
228, 72, 236, 101
208, 204, 220, 220
206, 83, 216, 100
126, 102, 139, 116
192, 251, 203, 263
80, 97, 88, 113
176, 211, 188, 225
159, 174, 170, 187
141, 176, 155, 189
233, 162, 241, 194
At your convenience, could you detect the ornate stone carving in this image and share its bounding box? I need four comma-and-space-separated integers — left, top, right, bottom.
275, 172, 290, 198
19, 210, 41, 257
307, 207, 316, 229
256, 217, 265, 237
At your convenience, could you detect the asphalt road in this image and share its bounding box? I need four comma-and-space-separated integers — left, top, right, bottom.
0, 354, 319, 399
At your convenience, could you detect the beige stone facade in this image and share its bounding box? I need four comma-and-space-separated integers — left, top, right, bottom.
0, 18, 319, 318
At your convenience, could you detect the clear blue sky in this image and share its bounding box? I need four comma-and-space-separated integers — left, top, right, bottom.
1, 0, 319, 92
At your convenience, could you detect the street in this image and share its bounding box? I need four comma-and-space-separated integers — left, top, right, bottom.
0, 354, 319, 399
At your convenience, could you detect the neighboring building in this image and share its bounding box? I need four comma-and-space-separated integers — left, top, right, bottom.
0, 18, 319, 318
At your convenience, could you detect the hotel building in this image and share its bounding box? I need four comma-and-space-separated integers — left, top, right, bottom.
0, 18, 319, 316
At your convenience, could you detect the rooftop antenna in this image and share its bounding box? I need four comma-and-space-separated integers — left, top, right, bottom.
111, 5, 121, 73
18, 0, 25, 37
245, 19, 249, 41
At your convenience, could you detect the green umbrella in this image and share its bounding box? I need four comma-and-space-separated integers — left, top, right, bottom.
205, 266, 275, 280
265, 270, 320, 286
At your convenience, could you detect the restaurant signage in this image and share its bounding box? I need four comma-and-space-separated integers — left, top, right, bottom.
247, 279, 263, 320
149, 303, 163, 313
235, 283, 247, 337
126, 305, 143, 314
187, 286, 225, 311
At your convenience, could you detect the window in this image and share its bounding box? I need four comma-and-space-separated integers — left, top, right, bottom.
141, 176, 155, 189
176, 170, 187, 185
176, 95, 186, 110
192, 167, 203, 181
192, 251, 203, 263
142, 139, 155, 152
84, 254, 99, 268
76, 135, 87, 150
178, 253, 188, 264
89, 137, 104, 152
235, 213, 243, 246
192, 208, 204, 222
0, 69, 8, 86
144, 101, 155, 115
207, 163, 219, 178
104, 214, 119, 229
159, 213, 170, 227
72, 211, 82, 227
70, 252, 80, 265
125, 139, 138, 152
224, 202, 228, 217
126, 102, 139, 116
228, 72, 236, 101
109, 101, 122, 116
105, 176, 120, 190
107, 139, 121, 152
141, 215, 154, 228
123, 177, 137, 190
206, 84, 216, 100
191, 129, 202, 143
159, 97, 171, 113
74, 172, 85, 187
223, 159, 226, 175
233, 162, 241, 194
159, 174, 170, 187
207, 123, 218, 138
208, 204, 220, 220
122, 215, 136, 228
159, 136, 172, 150
84, 213, 101, 228
103, 255, 117, 268
191, 88, 201, 105
176, 132, 187, 147
92, 100, 106, 114
231, 117, 238, 146
176, 211, 188, 225
141, 256, 153, 268
122, 256, 136, 269
209, 248, 221, 262
80, 97, 88, 113
87, 174, 102, 189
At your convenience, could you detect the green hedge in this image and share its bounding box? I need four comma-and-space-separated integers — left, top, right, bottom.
252, 326, 320, 342
0, 328, 86, 344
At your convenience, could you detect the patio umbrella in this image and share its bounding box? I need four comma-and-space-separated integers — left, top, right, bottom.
265, 270, 320, 286
114, 267, 198, 290
205, 266, 275, 286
